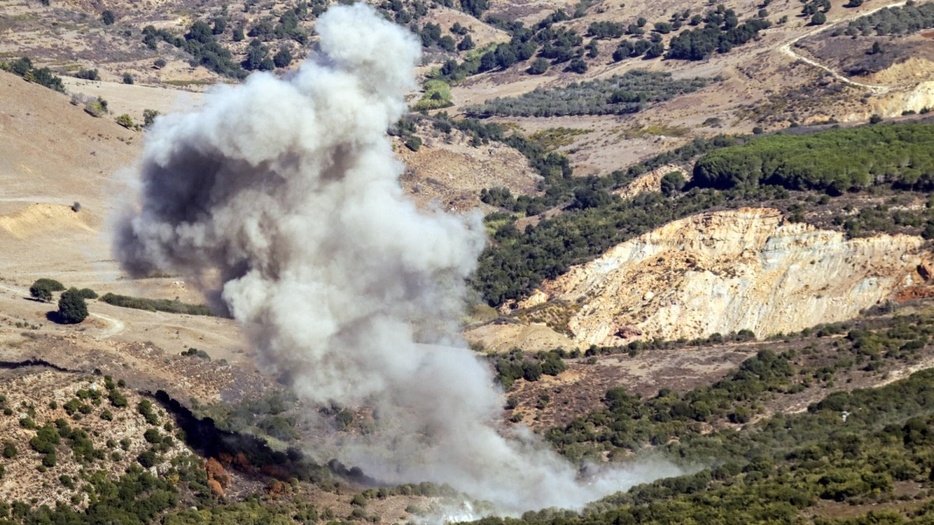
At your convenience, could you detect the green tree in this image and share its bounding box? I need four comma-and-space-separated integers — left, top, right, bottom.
528, 58, 549, 74
101, 10, 115, 25
30, 284, 52, 302
75, 288, 98, 299
811, 11, 826, 25
273, 48, 292, 68
457, 34, 475, 51
57, 288, 89, 324
10, 57, 32, 76
660, 171, 686, 195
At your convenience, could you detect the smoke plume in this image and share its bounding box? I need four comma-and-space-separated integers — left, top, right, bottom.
114, 4, 676, 514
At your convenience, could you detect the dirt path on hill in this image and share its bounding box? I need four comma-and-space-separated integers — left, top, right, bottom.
779, 0, 907, 94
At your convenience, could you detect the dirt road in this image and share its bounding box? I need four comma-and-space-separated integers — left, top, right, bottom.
779, 1, 908, 94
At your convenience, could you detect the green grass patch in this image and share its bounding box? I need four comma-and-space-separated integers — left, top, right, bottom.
411, 79, 453, 111
529, 127, 589, 151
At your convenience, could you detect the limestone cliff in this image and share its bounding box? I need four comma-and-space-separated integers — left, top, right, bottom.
525, 208, 932, 346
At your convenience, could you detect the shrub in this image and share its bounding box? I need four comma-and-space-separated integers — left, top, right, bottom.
115, 114, 135, 129
528, 58, 549, 75
57, 289, 89, 324
273, 48, 292, 68
143, 109, 160, 127
404, 136, 422, 152
74, 68, 99, 80
100, 293, 214, 316
29, 278, 64, 302
84, 98, 108, 118
109, 389, 128, 408
138, 400, 159, 425
137, 449, 157, 468
75, 288, 98, 299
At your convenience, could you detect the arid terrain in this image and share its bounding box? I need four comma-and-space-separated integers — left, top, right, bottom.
2, 0, 934, 521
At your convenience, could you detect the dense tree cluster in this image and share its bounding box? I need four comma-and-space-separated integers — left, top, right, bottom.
666, 6, 771, 61
247, 8, 308, 44
431, 10, 590, 81
488, 349, 568, 389
586, 21, 625, 39
466, 70, 708, 118
0, 57, 65, 93
143, 23, 245, 78
692, 123, 934, 193
839, 1, 934, 37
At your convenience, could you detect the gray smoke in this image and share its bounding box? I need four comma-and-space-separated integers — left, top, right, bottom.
114, 3, 677, 514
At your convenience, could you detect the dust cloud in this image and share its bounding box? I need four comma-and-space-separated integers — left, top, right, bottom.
113, 3, 678, 515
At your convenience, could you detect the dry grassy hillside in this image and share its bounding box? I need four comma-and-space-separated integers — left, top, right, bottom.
4, 0, 934, 521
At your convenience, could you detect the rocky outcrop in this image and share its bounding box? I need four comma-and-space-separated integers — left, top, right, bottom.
613, 164, 687, 200
527, 208, 931, 346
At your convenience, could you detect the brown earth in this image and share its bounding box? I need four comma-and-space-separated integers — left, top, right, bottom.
396, 123, 541, 212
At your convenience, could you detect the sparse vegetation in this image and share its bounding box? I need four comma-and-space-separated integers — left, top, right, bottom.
466, 71, 708, 118
0, 57, 65, 93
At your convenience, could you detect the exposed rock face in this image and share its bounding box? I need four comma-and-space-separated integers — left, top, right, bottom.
530, 208, 931, 346
614, 164, 687, 200
871, 80, 934, 118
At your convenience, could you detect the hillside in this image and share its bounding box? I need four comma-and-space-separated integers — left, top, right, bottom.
510, 207, 931, 346
2, 0, 934, 523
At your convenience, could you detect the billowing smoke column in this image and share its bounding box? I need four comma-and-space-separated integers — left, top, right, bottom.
114, 4, 677, 514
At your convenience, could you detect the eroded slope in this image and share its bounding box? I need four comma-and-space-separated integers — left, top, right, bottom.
527, 207, 932, 345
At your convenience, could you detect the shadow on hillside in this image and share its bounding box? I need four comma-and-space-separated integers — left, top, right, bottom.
152, 390, 364, 485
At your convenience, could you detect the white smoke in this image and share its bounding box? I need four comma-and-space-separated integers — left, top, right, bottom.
114, 3, 677, 515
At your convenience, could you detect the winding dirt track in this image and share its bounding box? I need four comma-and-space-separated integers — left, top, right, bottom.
0, 282, 125, 340
779, 1, 907, 94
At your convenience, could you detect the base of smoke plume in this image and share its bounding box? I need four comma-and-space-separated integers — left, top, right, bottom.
408, 460, 685, 522
253, 343, 686, 516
